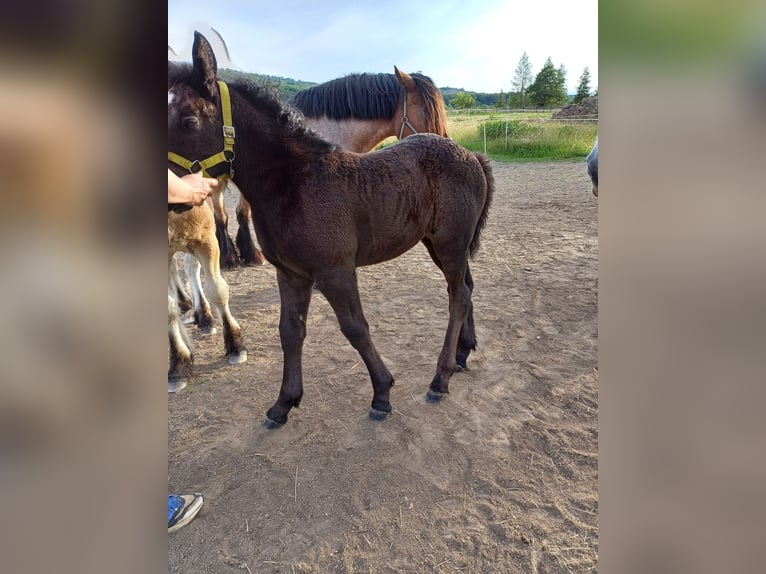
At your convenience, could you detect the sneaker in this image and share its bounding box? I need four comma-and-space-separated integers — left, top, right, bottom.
168, 493, 203, 533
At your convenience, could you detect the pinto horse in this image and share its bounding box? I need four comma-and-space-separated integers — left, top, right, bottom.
213, 65, 450, 269
167, 200, 247, 393
168, 32, 493, 427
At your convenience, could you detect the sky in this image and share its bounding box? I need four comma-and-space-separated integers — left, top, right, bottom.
168, 0, 598, 94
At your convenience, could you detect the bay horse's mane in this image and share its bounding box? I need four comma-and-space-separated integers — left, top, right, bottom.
289, 72, 447, 134
169, 63, 334, 152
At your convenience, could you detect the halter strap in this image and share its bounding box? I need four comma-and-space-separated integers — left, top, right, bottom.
398, 93, 419, 140
168, 80, 235, 179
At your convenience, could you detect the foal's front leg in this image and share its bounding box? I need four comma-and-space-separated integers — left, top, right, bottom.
264, 268, 314, 429
315, 269, 395, 421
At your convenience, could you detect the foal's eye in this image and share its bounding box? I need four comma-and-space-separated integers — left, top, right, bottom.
181, 116, 200, 131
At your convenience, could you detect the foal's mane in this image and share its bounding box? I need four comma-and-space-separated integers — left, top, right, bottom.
169, 63, 334, 152
289, 72, 446, 133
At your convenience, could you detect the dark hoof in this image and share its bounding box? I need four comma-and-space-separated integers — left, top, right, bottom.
368, 408, 390, 421
425, 389, 447, 403
455, 362, 469, 372
220, 257, 240, 271
263, 407, 288, 429
243, 251, 266, 266
219, 246, 240, 270
262, 417, 284, 430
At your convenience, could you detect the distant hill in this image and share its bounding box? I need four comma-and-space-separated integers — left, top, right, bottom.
440, 87, 501, 107
218, 69, 317, 102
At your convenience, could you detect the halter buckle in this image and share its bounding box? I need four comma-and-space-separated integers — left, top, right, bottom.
222, 125, 236, 139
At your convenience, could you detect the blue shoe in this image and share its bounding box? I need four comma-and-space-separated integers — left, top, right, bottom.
168, 493, 203, 533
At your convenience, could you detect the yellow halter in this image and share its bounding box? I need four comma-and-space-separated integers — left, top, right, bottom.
168, 80, 236, 179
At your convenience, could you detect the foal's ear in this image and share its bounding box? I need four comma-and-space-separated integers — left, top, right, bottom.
192, 31, 219, 100
394, 66, 416, 93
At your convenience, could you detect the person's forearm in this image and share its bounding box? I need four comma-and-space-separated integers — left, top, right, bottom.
168, 169, 194, 204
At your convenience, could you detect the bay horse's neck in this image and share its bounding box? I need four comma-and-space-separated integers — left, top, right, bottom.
303, 116, 397, 153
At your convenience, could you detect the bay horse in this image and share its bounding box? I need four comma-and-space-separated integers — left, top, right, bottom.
168, 32, 493, 427
167, 199, 247, 393
214, 65, 450, 269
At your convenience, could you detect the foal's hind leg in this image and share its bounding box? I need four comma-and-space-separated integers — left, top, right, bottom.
193, 240, 247, 365
315, 269, 395, 420
422, 239, 477, 371
420, 243, 472, 402
235, 194, 266, 266
455, 265, 477, 371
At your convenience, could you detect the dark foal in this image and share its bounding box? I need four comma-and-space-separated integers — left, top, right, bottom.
168, 32, 494, 428
220, 65, 451, 269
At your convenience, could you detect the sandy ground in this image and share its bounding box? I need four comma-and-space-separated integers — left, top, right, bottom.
169, 160, 598, 573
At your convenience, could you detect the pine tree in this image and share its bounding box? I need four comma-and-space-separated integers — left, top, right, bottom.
574, 67, 592, 104
527, 57, 568, 108
511, 52, 533, 109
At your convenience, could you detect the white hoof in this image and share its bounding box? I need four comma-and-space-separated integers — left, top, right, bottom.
168, 379, 188, 393
228, 351, 247, 365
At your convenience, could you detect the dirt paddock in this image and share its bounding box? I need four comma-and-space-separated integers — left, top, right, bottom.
169, 160, 598, 573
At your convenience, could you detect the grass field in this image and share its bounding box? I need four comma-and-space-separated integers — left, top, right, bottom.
378, 108, 597, 161
447, 109, 597, 161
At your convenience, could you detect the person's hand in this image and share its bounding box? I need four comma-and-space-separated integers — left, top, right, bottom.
180, 172, 219, 206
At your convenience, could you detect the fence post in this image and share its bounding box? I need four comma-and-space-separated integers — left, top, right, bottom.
483, 121, 487, 155
505, 120, 508, 151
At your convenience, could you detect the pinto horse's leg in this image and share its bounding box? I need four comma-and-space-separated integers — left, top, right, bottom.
169, 259, 193, 314
184, 253, 216, 334
264, 268, 314, 429
193, 238, 247, 365
210, 182, 240, 270
315, 268, 395, 421
235, 194, 266, 266
421, 239, 477, 371
168, 263, 193, 393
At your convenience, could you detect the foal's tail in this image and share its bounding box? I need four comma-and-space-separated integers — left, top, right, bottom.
469, 154, 495, 258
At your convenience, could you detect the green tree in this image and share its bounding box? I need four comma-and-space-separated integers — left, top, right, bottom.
574, 67, 592, 103
527, 57, 568, 108
495, 91, 507, 108
450, 91, 476, 109
511, 52, 533, 108
558, 64, 570, 104
506, 91, 522, 108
